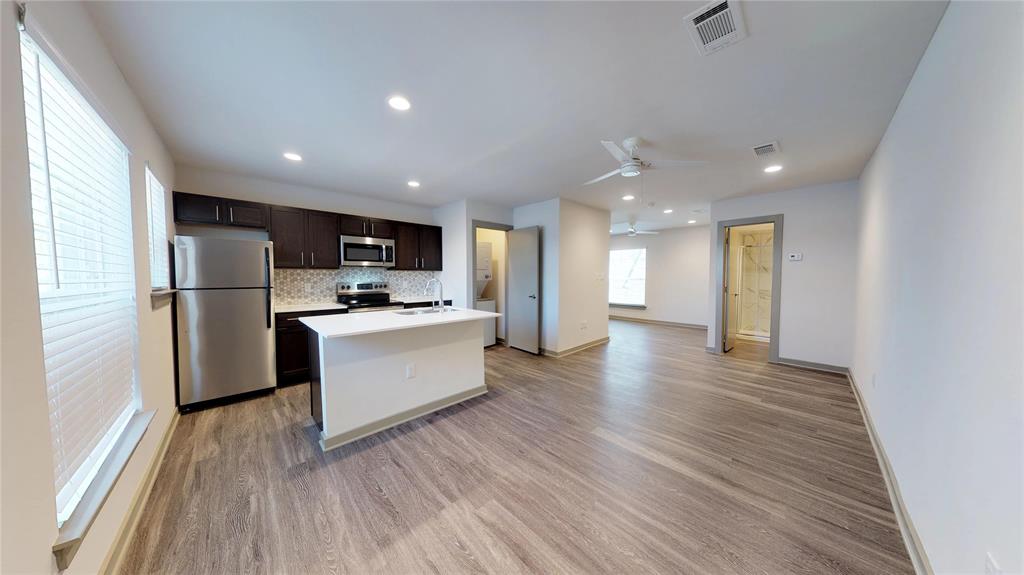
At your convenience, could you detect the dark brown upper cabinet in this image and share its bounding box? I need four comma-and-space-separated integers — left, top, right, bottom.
269, 206, 305, 268
338, 215, 395, 239
305, 210, 340, 269
174, 192, 268, 229
394, 223, 443, 271
418, 225, 443, 270
224, 199, 267, 228
270, 206, 339, 269
174, 192, 224, 225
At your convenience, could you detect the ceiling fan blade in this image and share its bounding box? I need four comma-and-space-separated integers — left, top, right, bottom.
600, 140, 631, 163
635, 230, 660, 235
583, 168, 621, 186
646, 159, 709, 169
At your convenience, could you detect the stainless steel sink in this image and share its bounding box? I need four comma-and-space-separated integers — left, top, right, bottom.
394, 307, 450, 316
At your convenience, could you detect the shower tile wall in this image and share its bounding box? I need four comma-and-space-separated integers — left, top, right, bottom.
739, 230, 773, 336
275, 268, 438, 304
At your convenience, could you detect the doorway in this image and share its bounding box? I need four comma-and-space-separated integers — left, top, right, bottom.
715, 215, 783, 363
473, 223, 509, 347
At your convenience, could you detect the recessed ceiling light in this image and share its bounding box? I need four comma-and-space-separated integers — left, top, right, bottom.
688, 219, 697, 224
388, 95, 411, 111
764, 165, 783, 173
622, 195, 635, 201
283, 152, 302, 162
407, 180, 420, 188
663, 209, 673, 214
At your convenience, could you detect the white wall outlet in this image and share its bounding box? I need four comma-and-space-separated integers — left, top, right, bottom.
787, 252, 803, 261
580, 321, 588, 331
985, 552, 1001, 574
405, 363, 416, 379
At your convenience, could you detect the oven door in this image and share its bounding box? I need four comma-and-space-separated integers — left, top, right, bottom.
340, 236, 394, 267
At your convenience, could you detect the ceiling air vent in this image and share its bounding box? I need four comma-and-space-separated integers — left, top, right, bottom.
752, 141, 779, 157
684, 1, 748, 56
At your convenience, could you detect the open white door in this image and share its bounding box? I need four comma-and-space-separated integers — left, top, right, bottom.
507, 226, 541, 354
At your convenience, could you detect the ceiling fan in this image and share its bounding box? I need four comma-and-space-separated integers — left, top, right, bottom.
626, 221, 658, 237
583, 137, 707, 186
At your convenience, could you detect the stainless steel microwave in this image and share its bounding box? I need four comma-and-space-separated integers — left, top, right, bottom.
340, 235, 395, 267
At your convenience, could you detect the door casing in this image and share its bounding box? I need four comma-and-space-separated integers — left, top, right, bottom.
712, 215, 784, 363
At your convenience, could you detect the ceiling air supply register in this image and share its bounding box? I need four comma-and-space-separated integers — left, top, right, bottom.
685, 1, 748, 56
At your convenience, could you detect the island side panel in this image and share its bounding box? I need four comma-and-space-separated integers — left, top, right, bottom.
319, 319, 487, 448
308, 329, 324, 430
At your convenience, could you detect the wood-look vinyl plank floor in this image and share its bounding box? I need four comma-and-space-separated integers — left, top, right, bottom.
121, 320, 911, 574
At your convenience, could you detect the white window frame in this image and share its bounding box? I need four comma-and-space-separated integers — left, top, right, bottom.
19, 28, 156, 570
608, 248, 648, 308
145, 164, 169, 289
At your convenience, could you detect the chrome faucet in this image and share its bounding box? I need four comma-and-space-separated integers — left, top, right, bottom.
424, 278, 445, 312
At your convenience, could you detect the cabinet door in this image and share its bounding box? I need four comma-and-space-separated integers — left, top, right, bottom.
419, 225, 443, 270
225, 199, 268, 228
338, 215, 367, 237
368, 219, 395, 239
306, 210, 339, 269
394, 223, 421, 270
275, 326, 310, 385
174, 192, 223, 224
270, 206, 306, 268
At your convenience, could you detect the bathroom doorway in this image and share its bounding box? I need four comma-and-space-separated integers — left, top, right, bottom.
473, 221, 511, 347
715, 215, 783, 363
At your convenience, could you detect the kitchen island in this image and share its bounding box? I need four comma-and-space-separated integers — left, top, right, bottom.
300, 307, 501, 451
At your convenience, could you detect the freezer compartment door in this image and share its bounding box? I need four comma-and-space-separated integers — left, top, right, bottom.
174, 236, 274, 289
177, 288, 276, 406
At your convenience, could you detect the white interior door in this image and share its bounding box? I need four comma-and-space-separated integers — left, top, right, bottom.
507, 226, 541, 354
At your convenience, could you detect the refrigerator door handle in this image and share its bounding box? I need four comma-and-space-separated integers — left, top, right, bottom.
264, 247, 272, 329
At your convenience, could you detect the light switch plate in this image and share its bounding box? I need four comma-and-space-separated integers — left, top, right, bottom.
405, 363, 416, 379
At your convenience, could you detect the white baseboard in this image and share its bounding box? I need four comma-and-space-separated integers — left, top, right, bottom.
846, 371, 932, 575
608, 315, 707, 330
100, 409, 180, 574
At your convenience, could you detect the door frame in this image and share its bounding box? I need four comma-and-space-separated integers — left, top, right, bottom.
472, 220, 513, 344
712, 214, 784, 363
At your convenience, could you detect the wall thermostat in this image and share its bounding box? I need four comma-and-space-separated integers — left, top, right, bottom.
787, 252, 804, 261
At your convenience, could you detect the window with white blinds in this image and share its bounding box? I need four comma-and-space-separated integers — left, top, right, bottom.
608, 248, 647, 306
145, 166, 169, 289
20, 32, 139, 526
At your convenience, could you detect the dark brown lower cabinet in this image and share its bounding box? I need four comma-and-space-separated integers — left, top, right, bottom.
275, 309, 347, 386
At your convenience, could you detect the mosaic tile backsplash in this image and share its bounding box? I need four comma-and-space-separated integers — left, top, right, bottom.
275, 268, 439, 304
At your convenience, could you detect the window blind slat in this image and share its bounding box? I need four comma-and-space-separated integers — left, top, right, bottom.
19, 32, 138, 526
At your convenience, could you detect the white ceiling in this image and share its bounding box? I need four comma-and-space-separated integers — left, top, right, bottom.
87, 1, 946, 229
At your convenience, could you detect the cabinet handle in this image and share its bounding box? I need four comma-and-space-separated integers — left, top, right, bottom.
362, 221, 367, 235
215, 205, 220, 221
301, 252, 304, 266
311, 252, 315, 267
229, 206, 234, 223
370, 222, 375, 236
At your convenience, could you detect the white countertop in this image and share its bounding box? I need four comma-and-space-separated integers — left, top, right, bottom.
276, 302, 349, 313
300, 307, 501, 338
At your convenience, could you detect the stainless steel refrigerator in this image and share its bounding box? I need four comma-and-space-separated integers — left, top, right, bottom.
174, 236, 276, 408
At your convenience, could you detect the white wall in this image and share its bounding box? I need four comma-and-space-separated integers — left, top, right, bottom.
706, 180, 860, 368
512, 198, 610, 354
609, 226, 709, 327
513, 199, 561, 351
433, 200, 470, 307
2, 2, 177, 573
175, 165, 435, 224
432, 199, 513, 310
557, 200, 610, 351
853, 3, 1023, 573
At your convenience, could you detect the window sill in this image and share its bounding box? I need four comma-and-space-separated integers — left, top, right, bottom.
52, 410, 155, 571
609, 303, 647, 310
